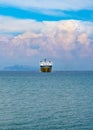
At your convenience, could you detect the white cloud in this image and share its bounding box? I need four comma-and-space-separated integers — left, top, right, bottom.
0, 0, 93, 10
0, 16, 93, 61
0, 16, 93, 35
0, 16, 43, 33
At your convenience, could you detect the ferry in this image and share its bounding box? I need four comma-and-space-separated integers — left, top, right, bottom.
40, 58, 53, 72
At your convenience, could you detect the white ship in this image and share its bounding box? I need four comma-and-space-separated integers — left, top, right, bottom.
40, 58, 53, 72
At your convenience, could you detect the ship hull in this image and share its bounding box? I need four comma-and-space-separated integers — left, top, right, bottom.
40, 66, 52, 72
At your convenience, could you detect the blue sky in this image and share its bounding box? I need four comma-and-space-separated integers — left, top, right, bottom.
0, 0, 93, 70
0, 6, 93, 21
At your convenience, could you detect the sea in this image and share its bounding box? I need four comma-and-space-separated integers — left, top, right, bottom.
0, 71, 93, 130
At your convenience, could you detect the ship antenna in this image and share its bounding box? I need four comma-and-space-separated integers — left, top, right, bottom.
44, 58, 46, 62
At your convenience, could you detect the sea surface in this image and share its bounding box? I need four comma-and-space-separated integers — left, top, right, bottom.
0, 71, 93, 130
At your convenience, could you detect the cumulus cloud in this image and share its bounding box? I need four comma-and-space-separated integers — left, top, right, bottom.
0, 16, 43, 33
0, 0, 93, 10
77, 33, 90, 45
0, 16, 93, 61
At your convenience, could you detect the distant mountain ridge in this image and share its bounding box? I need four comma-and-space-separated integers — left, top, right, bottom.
3, 65, 38, 71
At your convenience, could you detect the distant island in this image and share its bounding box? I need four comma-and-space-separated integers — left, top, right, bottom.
3, 65, 38, 71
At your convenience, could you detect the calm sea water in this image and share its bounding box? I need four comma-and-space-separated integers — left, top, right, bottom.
0, 71, 93, 130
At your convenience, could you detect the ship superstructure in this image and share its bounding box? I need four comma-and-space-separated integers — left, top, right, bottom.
40, 58, 53, 72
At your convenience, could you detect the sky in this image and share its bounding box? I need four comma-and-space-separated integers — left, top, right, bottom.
0, 0, 93, 70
